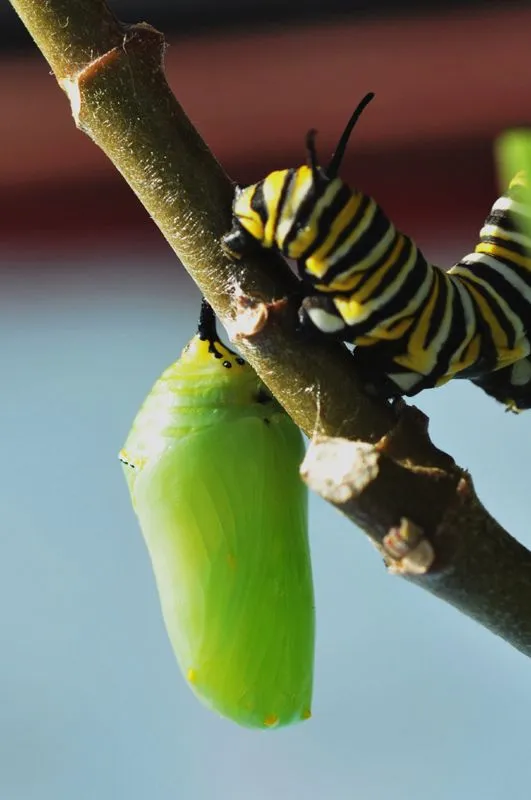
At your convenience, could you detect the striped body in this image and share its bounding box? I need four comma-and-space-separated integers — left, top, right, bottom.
225, 165, 531, 410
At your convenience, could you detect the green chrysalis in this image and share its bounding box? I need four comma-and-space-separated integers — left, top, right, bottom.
119, 300, 314, 729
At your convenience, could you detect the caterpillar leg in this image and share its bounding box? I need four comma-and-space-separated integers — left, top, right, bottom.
300, 294, 431, 401
222, 223, 259, 259
351, 344, 430, 401
471, 357, 531, 412
299, 293, 349, 337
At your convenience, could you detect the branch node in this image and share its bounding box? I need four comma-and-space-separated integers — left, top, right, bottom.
226, 296, 273, 340
382, 518, 435, 575
60, 22, 165, 130
300, 436, 379, 503
376, 401, 455, 471
226, 290, 292, 344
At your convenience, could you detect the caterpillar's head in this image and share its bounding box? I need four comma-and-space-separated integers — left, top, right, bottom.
221, 92, 375, 260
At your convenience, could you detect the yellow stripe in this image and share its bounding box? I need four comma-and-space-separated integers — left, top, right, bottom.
377, 316, 414, 341
480, 224, 513, 242
395, 273, 439, 373
307, 193, 364, 263
459, 278, 510, 350
325, 199, 379, 267
355, 235, 405, 304
319, 234, 404, 302
314, 273, 365, 293
332, 237, 419, 327
276, 166, 314, 252
475, 242, 531, 270
355, 316, 413, 345
262, 171, 290, 248
310, 208, 394, 287
450, 333, 481, 374
286, 179, 343, 263
434, 374, 453, 387
233, 184, 265, 242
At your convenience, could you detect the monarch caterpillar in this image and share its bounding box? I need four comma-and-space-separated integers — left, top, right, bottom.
223, 92, 531, 411
119, 300, 314, 729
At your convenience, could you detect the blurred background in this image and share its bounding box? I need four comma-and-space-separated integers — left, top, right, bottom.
3, 2, 531, 799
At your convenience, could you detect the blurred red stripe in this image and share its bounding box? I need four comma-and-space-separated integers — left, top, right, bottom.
1, 6, 528, 250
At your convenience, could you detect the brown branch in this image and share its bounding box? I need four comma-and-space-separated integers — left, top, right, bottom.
301, 407, 531, 654
9, 0, 531, 657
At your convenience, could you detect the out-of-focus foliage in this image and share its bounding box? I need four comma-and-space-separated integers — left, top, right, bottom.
497, 129, 531, 243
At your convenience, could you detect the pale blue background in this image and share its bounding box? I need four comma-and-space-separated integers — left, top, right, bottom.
2, 250, 531, 800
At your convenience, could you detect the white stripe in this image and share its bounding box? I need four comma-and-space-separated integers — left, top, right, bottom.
305, 307, 346, 333
451, 259, 528, 346
386, 372, 422, 392
447, 275, 479, 364
275, 172, 314, 246
325, 200, 380, 269
492, 196, 531, 218
423, 275, 454, 357
479, 223, 531, 251
331, 223, 396, 280
455, 251, 531, 319
511, 358, 531, 386
334, 243, 429, 326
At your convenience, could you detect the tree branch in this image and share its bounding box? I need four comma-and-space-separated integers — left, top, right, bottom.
10, 0, 531, 657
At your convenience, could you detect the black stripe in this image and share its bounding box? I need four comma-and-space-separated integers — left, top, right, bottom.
427, 276, 473, 384
456, 282, 499, 378
456, 270, 518, 351
297, 183, 353, 264
282, 170, 323, 253
473, 357, 531, 409
376, 263, 434, 333
486, 255, 531, 295
478, 261, 531, 337
341, 255, 432, 340
250, 182, 268, 226
459, 254, 531, 339
424, 268, 449, 349
322, 203, 394, 285
303, 193, 375, 289
479, 234, 526, 256
323, 192, 373, 257
484, 209, 520, 233
363, 236, 420, 303
312, 227, 407, 298
271, 170, 295, 245
484, 194, 531, 234
330, 228, 402, 298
